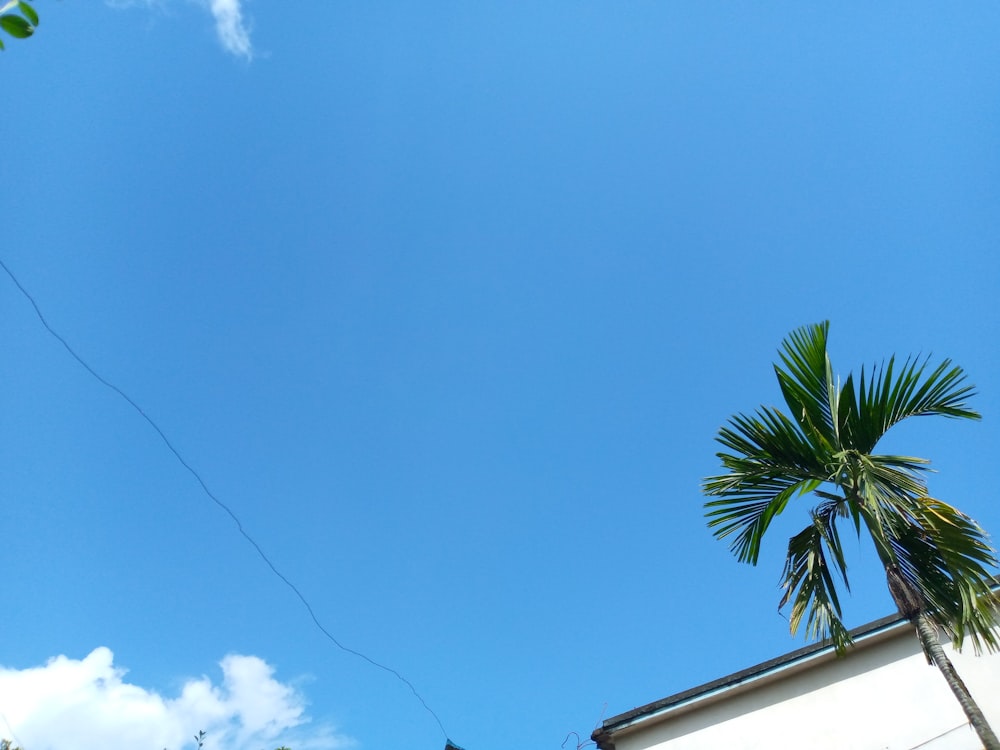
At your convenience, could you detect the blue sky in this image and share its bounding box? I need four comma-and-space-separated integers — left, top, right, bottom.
3, 2, 1000, 749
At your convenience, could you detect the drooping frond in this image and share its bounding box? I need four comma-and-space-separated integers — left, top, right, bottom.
705, 473, 820, 564
779, 501, 853, 653
704, 405, 829, 564
880, 497, 1000, 653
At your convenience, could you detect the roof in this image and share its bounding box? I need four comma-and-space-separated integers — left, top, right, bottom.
591, 611, 909, 750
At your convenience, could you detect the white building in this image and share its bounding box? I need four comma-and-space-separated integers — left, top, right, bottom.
592, 614, 1000, 750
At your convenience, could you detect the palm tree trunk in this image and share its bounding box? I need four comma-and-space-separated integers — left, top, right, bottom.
883, 566, 1000, 749
912, 613, 1000, 750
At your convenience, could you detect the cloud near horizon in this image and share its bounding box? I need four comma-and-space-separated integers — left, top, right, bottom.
0, 648, 351, 750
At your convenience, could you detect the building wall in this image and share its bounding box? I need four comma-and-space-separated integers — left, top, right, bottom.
612, 627, 1000, 750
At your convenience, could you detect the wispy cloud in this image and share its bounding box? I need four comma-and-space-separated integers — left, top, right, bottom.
205, 0, 253, 59
105, 0, 254, 59
0, 648, 352, 750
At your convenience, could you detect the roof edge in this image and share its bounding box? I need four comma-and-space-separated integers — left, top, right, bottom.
592, 610, 906, 746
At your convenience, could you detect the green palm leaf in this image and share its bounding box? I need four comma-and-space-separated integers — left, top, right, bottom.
704, 322, 997, 652
779, 506, 852, 652
774, 321, 838, 452
705, 404, 829, 563
881, 497, 999, 652
851, 356, 980, 453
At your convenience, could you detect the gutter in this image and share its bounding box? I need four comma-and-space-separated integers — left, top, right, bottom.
592, 613, 907, 750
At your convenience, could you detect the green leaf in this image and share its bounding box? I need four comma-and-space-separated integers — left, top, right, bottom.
884, 497, 1000, 653
704, 322, 996, 655
706, 474, 816, 564
774, 322, 838, 452
779, 516, 853, 653
17, 2, 37, 26
0, 13, 33, 38
851, 356, 980, 454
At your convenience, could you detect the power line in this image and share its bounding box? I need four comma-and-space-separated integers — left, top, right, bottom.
0, 257, 451, 743
0, 708, 25, 750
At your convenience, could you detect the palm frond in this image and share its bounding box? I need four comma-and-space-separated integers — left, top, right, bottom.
705, 405, 829, 564
705, 474, 820, 564
852, 356, 980, 453
834, 373, 859, 448
858, 453, 931, 500
715, 407, 832, 476
884, 498, 1000, 653
779, 509, 853, 653
774, 322, 838, 452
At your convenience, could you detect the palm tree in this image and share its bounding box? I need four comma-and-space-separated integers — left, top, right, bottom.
703, 322, 1000, 749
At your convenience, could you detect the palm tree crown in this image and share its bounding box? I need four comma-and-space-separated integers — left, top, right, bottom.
703, 322, 999, 654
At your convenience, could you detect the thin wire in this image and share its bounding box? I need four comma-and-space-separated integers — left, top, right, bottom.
0, 258, 449, 742
0, 709, 25, 749
908, 723, 972, 749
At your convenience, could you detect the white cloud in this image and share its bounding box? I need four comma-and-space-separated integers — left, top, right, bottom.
105, 0, 254, 59
0, 648, 351, 750
205, 0, 253, 60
